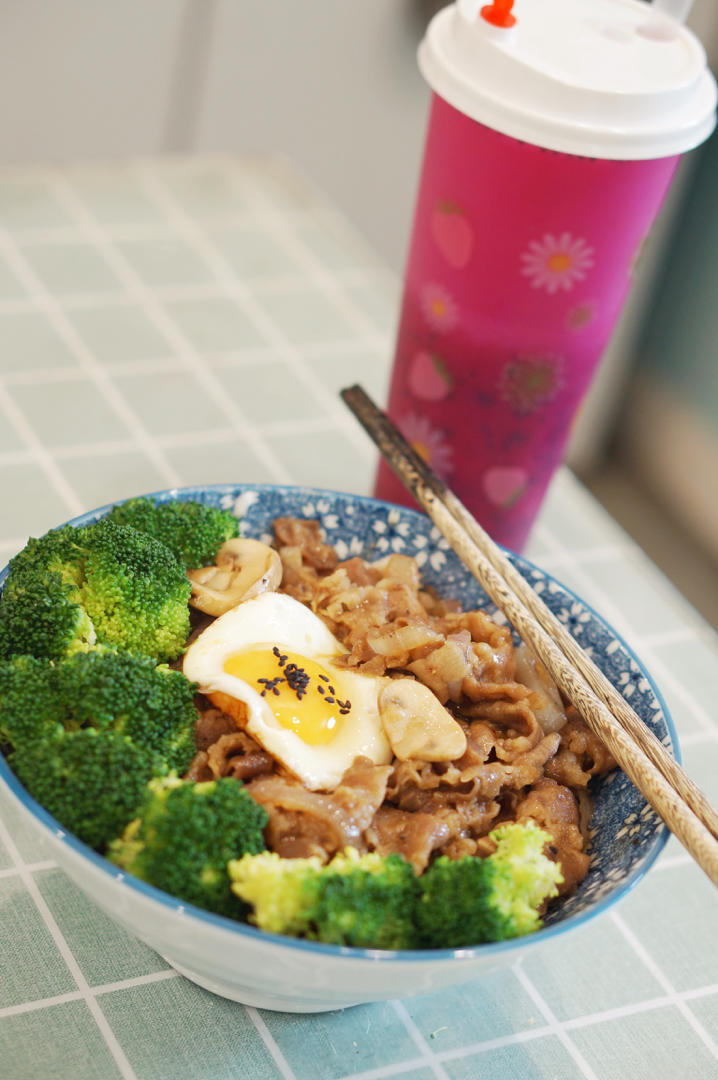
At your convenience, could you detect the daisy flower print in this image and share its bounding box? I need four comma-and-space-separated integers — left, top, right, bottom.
520, 233, 594, 293
420, 283, 458, 331
399, 412, 454, 477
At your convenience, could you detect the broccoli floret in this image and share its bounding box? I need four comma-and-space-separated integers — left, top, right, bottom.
0, 650, 198, 773
11, 728, 163, 850
109, 776, 269, 918
231, 824, 563, 950
105, 497, 239, 568
0, 655, 65, 749
314, 850, 419, 949
0, 527, 95, 660
229, 848, 421, 949
79, 519, 190, 661
416, 822, 564, 947
229, 851, 325, 936
59, 650, 198, 771
0, 519, 191, 663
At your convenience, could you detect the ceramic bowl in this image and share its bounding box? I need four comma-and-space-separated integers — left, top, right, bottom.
0, 484, 678, 1012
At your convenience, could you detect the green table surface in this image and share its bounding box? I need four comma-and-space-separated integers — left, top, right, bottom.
0, 155, 716, 1080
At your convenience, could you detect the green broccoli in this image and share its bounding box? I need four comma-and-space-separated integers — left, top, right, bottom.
231, 823, 563, 950
0, 519, 191, 663
0, 527, 95, 660
0, 654, 65, 749
109, 776, 269, 918
78, 519, 190, 661
0, 650, 198, 772
11, 728, 164, 850
415, 822, 564, 947
105, 497, 239, 568
229, 848, 421, 950
55, 650, 198, 772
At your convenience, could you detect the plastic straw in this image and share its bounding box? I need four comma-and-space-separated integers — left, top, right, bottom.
652, 0, 695, 23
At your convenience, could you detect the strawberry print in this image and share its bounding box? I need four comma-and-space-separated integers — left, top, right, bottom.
408, 351, 453, 401
482, 466, 529, 508
431, 201, 474, 269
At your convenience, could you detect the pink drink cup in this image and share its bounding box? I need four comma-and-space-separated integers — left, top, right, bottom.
375, 91, 679, 551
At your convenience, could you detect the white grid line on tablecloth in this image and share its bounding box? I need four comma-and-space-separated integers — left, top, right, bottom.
245, 1008, 298, 1080
0, 414, 357, 471
332, 1053, 451, 1080
0, 970, 181, 1020
0, 380, 84, 517
657, 851, 693, 871
0, 270, 392, 314
219, 166, 387, 342
131, 167, 379, 467
534, 517, 718, 1065
0, 335, 385, 385
534, 515, 718, 736
0, 262, 386, 293
0, 814, 139, 1080
636, 658, 714, 736
0, 815, 715, 1077
46, 177, 294, 488
0, 230, 182, 493
0, 858, 55, 879
637, 626, 718, 649
680, 731, 718, 748
3, 917, 716, 1044
0, 206, 401, 277
390, 999, 452, 1080
611, 911, 718, 1060
512, 965, 598, 1079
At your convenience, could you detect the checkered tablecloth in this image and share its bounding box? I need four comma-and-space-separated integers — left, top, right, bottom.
0, 155, 716, 1080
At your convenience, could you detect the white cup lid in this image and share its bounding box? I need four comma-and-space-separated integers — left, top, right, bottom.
419, 0, 717, 159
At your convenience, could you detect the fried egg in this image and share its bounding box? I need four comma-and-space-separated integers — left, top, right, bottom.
183, 591, 392, 790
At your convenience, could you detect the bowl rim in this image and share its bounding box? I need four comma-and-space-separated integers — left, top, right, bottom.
0, 482, 680, 964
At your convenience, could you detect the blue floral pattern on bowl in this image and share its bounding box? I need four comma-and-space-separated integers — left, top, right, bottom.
0, 482, 678, 943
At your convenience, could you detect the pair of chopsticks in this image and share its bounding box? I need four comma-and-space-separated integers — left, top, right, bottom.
341, 384, 718, 889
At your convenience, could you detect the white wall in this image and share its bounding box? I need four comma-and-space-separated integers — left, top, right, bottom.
0, 0, 190, 162
192, 1, 431, 271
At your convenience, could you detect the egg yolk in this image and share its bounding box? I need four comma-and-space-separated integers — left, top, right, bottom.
223, 647, 351, 745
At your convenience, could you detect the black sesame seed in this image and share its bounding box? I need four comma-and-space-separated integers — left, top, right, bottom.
284, 662, 311, 696
257, 674, 286, 698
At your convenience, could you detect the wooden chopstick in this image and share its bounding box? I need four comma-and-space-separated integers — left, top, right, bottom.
344, 387, 718, 841
341, 384, 718, 888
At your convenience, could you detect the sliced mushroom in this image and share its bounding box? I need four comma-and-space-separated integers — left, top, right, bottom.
188, 538, 283, 616
378, 678, 467, 763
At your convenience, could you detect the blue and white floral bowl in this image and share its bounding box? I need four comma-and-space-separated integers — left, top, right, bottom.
0, 484, 678, 1012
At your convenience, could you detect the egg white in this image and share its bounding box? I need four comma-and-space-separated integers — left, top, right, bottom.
183, 591, 392, 790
